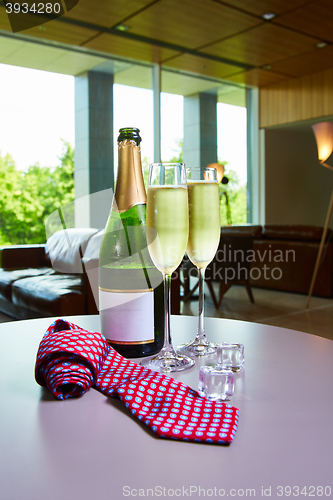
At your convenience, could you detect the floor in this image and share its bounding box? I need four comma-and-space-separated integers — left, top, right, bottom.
181, 279, 333, 341
1, 283, 332, 341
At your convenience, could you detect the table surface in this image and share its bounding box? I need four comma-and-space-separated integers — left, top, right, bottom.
0, 315, 332, 500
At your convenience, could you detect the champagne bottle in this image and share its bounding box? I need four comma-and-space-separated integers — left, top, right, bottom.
99, 127, 164, 357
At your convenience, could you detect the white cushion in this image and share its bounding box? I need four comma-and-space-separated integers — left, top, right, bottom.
46, 228, 98, 273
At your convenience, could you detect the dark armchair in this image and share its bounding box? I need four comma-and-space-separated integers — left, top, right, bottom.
205, 225, 262, 308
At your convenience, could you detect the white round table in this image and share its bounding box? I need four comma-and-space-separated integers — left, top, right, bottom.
0, 315, 332, 500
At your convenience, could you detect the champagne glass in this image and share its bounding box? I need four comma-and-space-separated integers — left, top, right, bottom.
178, 167, 221, 356
141, 163, 194, 372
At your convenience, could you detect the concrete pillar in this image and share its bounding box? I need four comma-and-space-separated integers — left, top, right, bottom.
153, 64, 161, 163
74, 71, 114, 229
246, 87, 262, 224
183, 92, 217, 174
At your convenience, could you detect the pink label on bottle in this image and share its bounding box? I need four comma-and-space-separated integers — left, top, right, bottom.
99, 290, 154, 344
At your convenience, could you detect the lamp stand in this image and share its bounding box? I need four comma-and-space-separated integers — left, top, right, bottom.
306, 186, 333, 308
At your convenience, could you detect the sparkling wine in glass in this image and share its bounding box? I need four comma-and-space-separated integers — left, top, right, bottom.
141, 163, 194, 372
178, 166, 221, 356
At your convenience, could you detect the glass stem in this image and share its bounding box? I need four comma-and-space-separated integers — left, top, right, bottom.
162, 273, 173, 352
196, 266, 207, 342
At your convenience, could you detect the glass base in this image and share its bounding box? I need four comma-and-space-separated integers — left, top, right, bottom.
140, 348, 195, 373
177, 339, 217, 357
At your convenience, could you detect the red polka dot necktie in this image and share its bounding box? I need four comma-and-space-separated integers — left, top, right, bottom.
35, 319, 239, 445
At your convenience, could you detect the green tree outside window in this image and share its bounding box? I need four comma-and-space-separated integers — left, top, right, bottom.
0, 140, 74, 245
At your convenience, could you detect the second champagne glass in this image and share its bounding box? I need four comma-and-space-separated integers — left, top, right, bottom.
178, 166, 221, 356
141, 163, 194, 372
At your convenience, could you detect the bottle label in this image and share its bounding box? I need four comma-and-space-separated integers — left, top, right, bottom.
99, 289, 154, 344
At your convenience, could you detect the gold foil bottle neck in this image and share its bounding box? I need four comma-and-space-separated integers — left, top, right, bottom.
114, 139, 147, 213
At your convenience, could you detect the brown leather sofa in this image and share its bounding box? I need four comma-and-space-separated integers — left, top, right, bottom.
0, 227, 181, 320
250, 225, 333, 297
0, 228, 99, 319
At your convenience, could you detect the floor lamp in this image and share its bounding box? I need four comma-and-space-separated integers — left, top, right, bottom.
306, 122, 333, 308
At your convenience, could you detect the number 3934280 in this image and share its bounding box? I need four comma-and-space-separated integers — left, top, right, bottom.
5, 2, 62, 14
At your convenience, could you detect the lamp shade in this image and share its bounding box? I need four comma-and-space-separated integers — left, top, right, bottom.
208, 162, 224, 183
312, 122, 333, 162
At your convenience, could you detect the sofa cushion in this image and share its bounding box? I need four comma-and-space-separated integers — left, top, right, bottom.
46, 228, 98, 274
12, 274, 85, 316
0, 268, 55, 301
263, 225, 332, 242
83, 230, 104, 263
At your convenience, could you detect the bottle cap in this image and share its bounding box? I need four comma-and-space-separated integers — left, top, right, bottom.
118, 127, 142, 146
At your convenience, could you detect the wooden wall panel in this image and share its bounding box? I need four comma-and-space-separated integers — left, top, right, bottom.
260, 67, 333, 128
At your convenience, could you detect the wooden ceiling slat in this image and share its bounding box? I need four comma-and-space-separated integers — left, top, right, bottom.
270, 45, 333, 78
84, 33, 179, 64
276, 0, 333, 44
218, 0, 311, 17
0, 10, 12, 31
1, 0, 333, 87
200, 22, 320, 67
122, 0, 260, 50
163, 53, 241, 80
21, 22, 98, 46
64, 0, 155, 29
